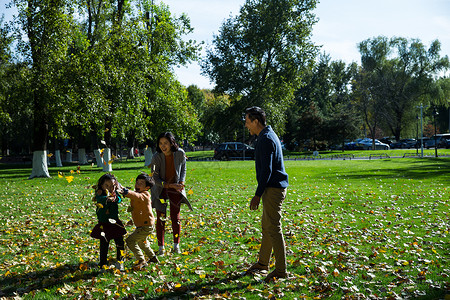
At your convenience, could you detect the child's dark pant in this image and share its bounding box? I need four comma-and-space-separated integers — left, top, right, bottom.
99, 237, 125, 266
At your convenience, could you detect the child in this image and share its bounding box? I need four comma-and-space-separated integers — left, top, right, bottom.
90, 174, 126, 270
120, 173, 159, 270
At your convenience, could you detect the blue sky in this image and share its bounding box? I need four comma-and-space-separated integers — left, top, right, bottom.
2, 0, 449, 89
164, 0, 450, 88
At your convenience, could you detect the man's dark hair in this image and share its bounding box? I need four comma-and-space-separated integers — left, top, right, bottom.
136, 173, 155, 188
245, 106, 267, 126
156, 132, 179, 153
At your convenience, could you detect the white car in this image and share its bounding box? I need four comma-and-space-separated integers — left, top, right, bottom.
357, 138, 390, 150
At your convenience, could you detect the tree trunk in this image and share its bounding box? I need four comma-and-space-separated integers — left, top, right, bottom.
102, 148, 113, 172
30, 90, 50, 178
66, 149, 73, 162
55, 149, 63, 167
94, 149, 103, 167
78, 148, 88, 164
29, 150, 50, 178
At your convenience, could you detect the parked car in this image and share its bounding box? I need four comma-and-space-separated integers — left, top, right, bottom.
379, 137, 395, 146
415, 137, 430, 148
344, 138, 365, 150
357, 138, 390, 150
213, 142, 255, 160
391, 139, 417, 149
425, 133, 450, 148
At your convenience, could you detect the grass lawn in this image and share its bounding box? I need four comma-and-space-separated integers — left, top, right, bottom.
0, 157, 449, 299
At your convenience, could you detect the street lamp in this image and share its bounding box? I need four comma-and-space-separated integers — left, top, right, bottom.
416, 104, 427, 158
242, 113, 246, 161
416, 115, 419, 156
433, 107, 439, 158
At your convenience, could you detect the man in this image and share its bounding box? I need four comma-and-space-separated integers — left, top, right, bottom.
244, 106, 289, 282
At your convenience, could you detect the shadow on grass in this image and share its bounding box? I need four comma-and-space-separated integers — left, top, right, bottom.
142, 271, 259, 299
0, 263, 100, 297
331, 158, 450, 181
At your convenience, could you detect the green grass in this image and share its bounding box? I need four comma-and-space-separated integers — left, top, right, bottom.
184, 148, 450, 160
0, 158, 449, 299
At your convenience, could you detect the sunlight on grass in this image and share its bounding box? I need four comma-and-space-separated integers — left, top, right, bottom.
0, 158, 448, 299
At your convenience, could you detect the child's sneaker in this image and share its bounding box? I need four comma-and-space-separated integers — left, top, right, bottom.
157, 247, 165, 256
115, 262, 124, 271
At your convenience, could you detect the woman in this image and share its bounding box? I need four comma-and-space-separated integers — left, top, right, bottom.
150, 132, 193, 255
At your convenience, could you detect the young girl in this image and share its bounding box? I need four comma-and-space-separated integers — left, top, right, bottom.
90, 174, 127, 269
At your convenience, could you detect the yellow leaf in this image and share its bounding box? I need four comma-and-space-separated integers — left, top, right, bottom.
108, 159, 114, 165
58, 173, 63, 178
65, 176, 74, 183
70, 170, 74, 174
96, 203, 104, 208
160, 199, 165, 204
47, 153, 53, 157
79, 257, 84, 263
199, 274, 205, 278
188, 189, 194, 195
100, 148, 104, 154
175, 283, 181, 288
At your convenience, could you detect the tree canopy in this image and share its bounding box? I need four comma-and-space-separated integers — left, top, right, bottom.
202, 0, 319, 133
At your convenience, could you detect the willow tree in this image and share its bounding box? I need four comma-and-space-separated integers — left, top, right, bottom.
202, 0, 318, 133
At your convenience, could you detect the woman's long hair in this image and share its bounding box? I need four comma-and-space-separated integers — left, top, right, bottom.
155, 132, 179, 153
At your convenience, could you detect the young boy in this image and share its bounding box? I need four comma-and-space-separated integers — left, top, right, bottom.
120, 173, 159, 270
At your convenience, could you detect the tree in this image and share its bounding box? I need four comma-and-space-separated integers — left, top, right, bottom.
12, 0, 78, 178
285, 54, 359, 150
356, 36, 449, 142
202, 0, 318, 133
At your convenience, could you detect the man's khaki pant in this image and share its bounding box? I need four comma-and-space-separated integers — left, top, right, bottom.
126, 225, 156, 261
259, 187, 287, 272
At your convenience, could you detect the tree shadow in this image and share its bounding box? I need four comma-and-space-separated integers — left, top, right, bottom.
139, 270, 260, 299
0, 263, 100, 297
331, 158, 450, 181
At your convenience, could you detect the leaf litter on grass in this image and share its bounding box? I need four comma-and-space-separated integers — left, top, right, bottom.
0, 159, 448, 299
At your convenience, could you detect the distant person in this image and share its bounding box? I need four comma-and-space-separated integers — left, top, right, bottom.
150, 132, 193, 255
90, 174, 126, 270
119, 173, 159, 270
244, 106, 289, 282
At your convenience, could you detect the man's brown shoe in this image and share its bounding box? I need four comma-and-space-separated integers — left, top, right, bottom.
264, 269, 287, 282
246, 262, 269, 274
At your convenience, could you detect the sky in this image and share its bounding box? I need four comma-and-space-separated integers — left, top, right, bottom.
162, 0, 450, 89
2, 0, 449, 89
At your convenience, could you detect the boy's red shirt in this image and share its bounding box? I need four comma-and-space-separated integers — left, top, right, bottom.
125, 190, 155, 227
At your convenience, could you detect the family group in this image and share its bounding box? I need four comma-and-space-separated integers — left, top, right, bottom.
90, 107, 289, 283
